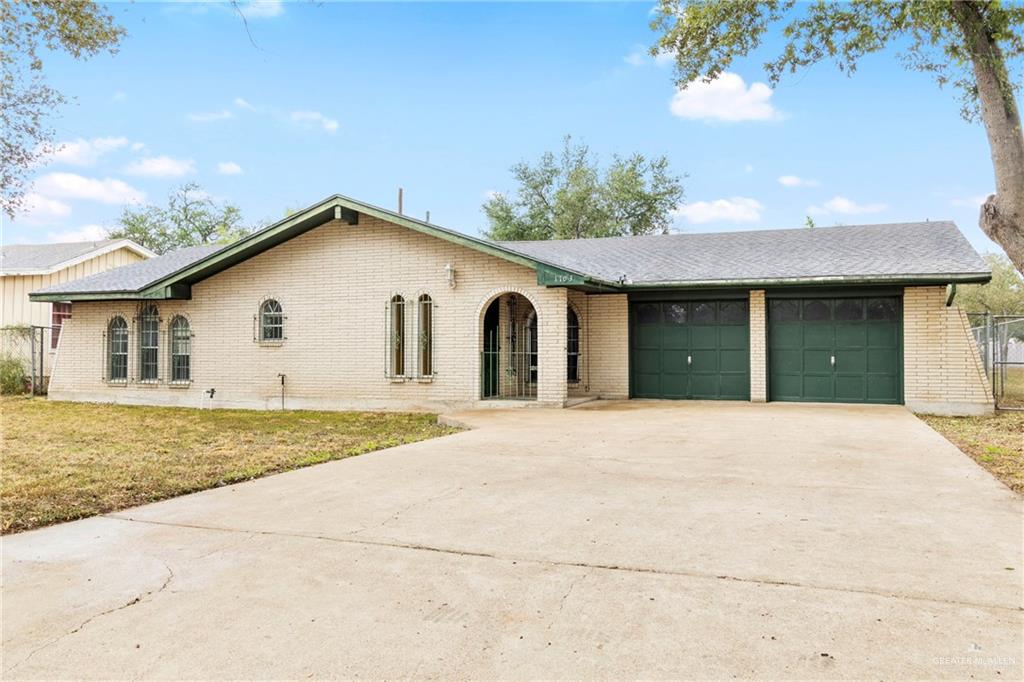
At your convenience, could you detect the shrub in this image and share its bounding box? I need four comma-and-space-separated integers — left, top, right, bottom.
0, 353, 28, 395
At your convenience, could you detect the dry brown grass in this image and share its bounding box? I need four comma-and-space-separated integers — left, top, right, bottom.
1, 398, 456, 533
921, 410, 1024, 494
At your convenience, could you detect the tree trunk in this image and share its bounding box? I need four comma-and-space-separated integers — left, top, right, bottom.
953, 2, 1024, 273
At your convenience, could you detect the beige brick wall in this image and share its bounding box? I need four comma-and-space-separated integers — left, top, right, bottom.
564, 291, 629, 399
903, 286, 992, 415
50, 215, 575, 411
749, 290, 766, 402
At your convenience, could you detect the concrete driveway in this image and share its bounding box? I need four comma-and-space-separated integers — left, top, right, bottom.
3, 401, 1021, 679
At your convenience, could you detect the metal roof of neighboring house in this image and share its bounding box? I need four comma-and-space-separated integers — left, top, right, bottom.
497, 220, 989, 287
32, 244, 222, 295
1, 239, 155, 275
27, 194, 991, 302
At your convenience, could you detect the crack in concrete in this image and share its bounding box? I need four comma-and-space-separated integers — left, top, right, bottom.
546, 572, 587, 631
349, 486, 463, 536
102, 514, 1023, 615
4, 562, 175, 675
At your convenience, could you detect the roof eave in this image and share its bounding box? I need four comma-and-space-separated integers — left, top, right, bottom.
619, 272, 993, 289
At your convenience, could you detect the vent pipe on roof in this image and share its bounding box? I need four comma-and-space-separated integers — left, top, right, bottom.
398, 187, 404, 215
425, 210, 430, 223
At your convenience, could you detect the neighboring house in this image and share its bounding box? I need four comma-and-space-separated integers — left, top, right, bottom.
2, 239, 154, 379
30, 194, 993, 415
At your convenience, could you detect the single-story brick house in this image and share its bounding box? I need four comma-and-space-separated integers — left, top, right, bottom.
30, 194, 994, 415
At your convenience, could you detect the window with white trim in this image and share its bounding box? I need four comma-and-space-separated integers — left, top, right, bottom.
387, 295, 406, 378
138, 304, 160, 382
260, 299, 284, 342
107, 316, 128, 382
417, 294, 434, 377
169, 316, 191, 383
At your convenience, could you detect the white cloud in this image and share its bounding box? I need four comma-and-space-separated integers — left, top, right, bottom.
672, 197, 764, 224
124, 155, 195, 178
950, 194, 991, 208
187, 110, 234, 123
15, 192, 73, 224
624, 47, 646, 67
34, 172, 145, 205
778, 175, 820, 188
670, 72, 781, 122
45, 136, 130, 166
234, 97, 257, 111
217, 161, 243, 175
47, 224, 109, 243
808, 196, 887, 216
234, 0, 284, 19
130, 142, 146, 152
624, 44, 673, 68
290, 110, 339, 133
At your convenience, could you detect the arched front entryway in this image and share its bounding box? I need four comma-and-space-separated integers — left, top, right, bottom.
480, 292, 538, 400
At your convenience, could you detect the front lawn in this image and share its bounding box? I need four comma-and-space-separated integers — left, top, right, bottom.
921, 410, 1024, 494
1, 398, 456, 533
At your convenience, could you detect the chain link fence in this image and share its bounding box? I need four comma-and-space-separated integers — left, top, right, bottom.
969, 313, 1024, 410
0, 325, 55, 395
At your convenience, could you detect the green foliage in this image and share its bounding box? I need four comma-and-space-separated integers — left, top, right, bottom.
1, 0, 126, 217
0, 353, 27, 395
108, 183, 252, 254
804, 215, 816, 229
483, 136, 685, 241
652, 0, 1024, 121
957, 252, 1024, 314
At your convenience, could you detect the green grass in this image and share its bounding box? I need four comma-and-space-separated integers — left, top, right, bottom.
0, 398, 457, 534
921, 410, 1024, 494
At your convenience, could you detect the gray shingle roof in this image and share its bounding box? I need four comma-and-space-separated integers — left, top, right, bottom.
33, 244, 222, 295
30, 218, 988, 297
498, 221, 988, 285
2, 240, 120, 273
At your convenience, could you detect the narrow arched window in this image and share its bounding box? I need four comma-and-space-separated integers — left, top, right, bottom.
260, 299, 284, 342
567, 306, 580, 384
138, 304, 160, 382
169, 316, 191, 383
417, 294, 434, 378
107, 316, 128, 382
388, 295, 406, 377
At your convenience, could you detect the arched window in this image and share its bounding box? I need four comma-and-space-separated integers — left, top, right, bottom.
169, 316, 191, 383
417, 294, 434, 377
388, 295, 406, 377
260, 299, 284, 342
138, 304, 160, 382
567, 306, 580, 384
107, 316, 128, 382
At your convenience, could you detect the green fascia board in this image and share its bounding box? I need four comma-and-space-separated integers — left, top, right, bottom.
30, 291, 157, 302
618, 272, 991, 290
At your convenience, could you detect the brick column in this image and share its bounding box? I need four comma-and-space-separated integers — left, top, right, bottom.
537, 287, 568, 405
749, 290, 767, 402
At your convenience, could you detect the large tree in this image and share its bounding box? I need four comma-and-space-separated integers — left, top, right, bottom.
483, 136, 685, 241
108, 183, 252, 255
653, 0, 1024, 272
1, 0, 125, 217
958, 252, 1024, 314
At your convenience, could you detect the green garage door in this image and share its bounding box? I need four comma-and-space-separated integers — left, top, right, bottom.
768, 296, 902, 404
631, 300, 750, 400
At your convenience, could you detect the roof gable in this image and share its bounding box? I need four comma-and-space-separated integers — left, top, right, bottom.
1, 239, 154, 275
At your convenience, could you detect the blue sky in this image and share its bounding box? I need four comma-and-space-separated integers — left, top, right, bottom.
4, 0, 1014, 257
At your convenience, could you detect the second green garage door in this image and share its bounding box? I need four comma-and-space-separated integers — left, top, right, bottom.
630, 300, 750, 400
768, 296, 902, 404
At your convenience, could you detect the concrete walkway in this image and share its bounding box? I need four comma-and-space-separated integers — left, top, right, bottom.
3, 401, 1021, 679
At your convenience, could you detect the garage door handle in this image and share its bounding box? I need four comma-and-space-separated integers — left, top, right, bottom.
687, 355, 692, 366
831, 355, 836, 367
